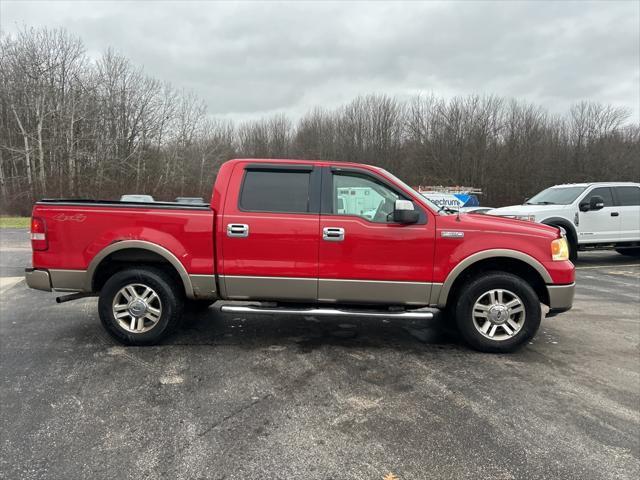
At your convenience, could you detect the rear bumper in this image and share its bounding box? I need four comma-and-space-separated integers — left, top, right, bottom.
25, 268, 52, 292
546, 282, 575, 317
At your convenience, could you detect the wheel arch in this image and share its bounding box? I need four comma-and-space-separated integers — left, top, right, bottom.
435, 249, 552, 308
87, 240, 195, 298
541, 217, 577, 243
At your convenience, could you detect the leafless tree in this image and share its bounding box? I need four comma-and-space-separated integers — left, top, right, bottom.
1, 26, 638, 214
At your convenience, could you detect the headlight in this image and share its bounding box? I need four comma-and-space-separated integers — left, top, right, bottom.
514, 215, 536, 222
551, 237, 569, 261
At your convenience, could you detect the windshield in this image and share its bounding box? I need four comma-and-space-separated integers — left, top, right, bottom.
526, 186, 586, 205
376, 168, 446, 214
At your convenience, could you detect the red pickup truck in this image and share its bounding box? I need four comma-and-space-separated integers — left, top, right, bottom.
25, 158, 575, 352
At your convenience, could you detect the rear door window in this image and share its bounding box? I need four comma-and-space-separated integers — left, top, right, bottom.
615, 186, 640, 206
240, 170, 311, 213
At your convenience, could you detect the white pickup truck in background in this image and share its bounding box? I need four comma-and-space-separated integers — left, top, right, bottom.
489, 182, 640, 261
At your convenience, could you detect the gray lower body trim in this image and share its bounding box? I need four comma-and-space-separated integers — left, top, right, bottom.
49, 269, 88, 292
189, 274, 218, 299
27, 267, 216, 300
429, 283, 443, 306
29, 268, 217, 301
221, 275, 316, 301
547, 283, 575, 311
220, 275, 432, 305
318, 278, 431, 306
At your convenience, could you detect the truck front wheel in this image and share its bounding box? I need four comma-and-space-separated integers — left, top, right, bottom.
453, 272, 541, 353
98, 267, 184, 345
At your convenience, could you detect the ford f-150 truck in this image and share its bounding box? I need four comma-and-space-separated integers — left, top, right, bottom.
25, 159, 575, 352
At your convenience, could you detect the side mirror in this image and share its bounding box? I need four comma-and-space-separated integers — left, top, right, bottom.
393, 199, 419, 224
580, 195, 604, 212
589, 195, 605, 211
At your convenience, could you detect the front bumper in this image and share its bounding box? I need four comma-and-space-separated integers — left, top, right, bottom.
25, 268, 52, 292
546, 282, 575, 317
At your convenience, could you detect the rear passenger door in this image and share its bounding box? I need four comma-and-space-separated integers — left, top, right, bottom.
578, 187, 619, 243
221, 163, 321, 301
614, 186, 640, 242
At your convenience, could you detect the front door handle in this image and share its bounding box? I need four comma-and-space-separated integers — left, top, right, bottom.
227, 224, 249, 237
611, 212, 619, 217
323, 227, 345, 241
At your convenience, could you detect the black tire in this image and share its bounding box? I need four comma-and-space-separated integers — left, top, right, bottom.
615, 247, 640, 257
98, 267, 184, 345
562, 228, 578, 262
453, 271, 541, 353
568, 239, 578, 262
185, 299, 216, 312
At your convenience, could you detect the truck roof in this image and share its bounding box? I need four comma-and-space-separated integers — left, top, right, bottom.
549, 182, 640, 188
226, 158, 378, 169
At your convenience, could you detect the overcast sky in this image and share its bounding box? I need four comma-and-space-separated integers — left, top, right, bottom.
2, 0, 639, 122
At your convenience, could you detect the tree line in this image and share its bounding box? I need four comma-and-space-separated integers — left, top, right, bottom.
1, 27, 638, 215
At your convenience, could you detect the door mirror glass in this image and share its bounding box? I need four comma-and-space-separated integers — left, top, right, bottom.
589, 195, 605, 211
393, 199, 419, 224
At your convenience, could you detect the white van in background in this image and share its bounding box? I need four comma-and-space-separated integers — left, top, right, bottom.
488, 182, 640, 261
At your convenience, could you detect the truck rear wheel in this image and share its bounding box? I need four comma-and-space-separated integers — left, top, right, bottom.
453, 271, 541, 353
98, 267, 184, 345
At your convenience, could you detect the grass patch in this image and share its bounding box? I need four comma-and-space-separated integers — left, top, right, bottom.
0, 217, 30, 228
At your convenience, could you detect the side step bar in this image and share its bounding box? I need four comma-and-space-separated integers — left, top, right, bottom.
220, 305, 435, 319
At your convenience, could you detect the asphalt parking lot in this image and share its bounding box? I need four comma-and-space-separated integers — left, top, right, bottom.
1, 228, 638, 480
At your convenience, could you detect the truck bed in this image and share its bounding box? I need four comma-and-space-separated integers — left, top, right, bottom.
31, 199, 215, 276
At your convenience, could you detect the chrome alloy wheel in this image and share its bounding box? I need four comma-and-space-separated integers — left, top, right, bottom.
112, 283, 162, 333
472, 289, 525, 341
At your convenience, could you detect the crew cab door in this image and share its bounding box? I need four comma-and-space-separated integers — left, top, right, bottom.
221, 163, 321, 301
317, 166, 436, 305
613, 186, 640, 242
577, 187, 619, 243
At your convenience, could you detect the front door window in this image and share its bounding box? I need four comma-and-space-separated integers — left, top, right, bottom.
333, 173, 400, 223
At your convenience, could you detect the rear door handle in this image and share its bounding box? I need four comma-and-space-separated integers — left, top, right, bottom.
611, 212, 619, 217
227, 224, 249, 237
323, 227, 345, 241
